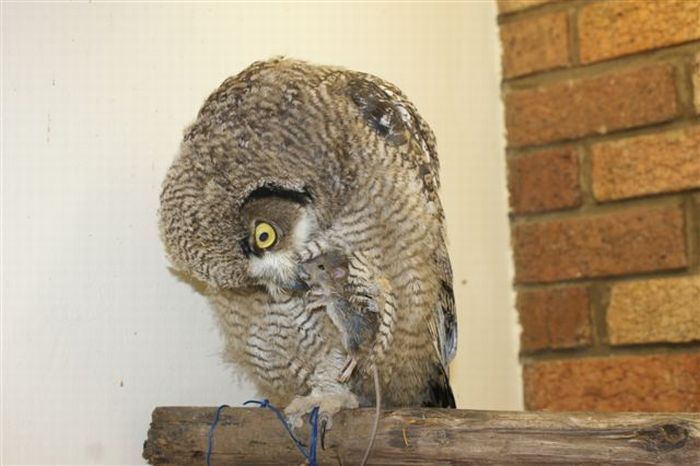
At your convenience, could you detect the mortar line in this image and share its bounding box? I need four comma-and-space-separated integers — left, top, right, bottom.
513, 267, 698, 292
510, 191, 690, 225
497, 0, 603, 25
677, 53, 699, 117
519, 341, 700, 363
505, 115, 700, 156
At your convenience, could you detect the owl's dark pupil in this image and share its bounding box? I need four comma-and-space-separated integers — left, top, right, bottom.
259, 232, 269, 241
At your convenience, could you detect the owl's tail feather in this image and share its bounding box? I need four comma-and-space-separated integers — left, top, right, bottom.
423, 364, 457, 409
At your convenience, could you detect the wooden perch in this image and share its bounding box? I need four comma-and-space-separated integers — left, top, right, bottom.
143, 407, 700, 465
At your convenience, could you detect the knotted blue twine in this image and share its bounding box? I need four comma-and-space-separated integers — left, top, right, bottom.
206, 400, 320, 466
206, 404, 229, 466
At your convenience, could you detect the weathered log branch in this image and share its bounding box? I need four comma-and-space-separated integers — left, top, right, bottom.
143, 407, 700, 465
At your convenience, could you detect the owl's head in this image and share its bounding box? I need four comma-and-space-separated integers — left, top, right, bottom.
240, 192, 316, 296
160, 57, 431, 293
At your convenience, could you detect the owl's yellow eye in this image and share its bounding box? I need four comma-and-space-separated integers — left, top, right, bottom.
254, 222, 277, 250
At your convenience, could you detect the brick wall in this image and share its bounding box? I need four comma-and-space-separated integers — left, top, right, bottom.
497, 0, 700, 411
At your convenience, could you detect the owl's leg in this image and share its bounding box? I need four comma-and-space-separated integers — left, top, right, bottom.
284, 348, 359, 433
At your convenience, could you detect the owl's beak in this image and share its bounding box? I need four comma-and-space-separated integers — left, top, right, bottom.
297, 265, 311, 283
289, 265, 310, 292
288, 278, 310, 292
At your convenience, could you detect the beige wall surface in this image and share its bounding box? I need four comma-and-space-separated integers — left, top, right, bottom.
1, 2, 519, 463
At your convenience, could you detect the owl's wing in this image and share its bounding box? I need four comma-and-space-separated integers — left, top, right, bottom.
347, 77, 441, 201
423, 240, 457, 408
348, 73, 457, 401
435, 240, 458, 368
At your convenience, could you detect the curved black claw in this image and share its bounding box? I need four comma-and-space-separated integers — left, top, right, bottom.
320, 418, 328, 450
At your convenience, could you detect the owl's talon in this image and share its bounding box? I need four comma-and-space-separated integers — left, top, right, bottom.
318, 411, 333, 431
285, 412, 305, 435
320, 418, 328, 450
284, 390, 359, 445
337, 357, 357, 383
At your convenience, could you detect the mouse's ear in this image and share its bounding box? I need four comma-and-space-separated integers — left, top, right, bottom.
332, 268, 347, 280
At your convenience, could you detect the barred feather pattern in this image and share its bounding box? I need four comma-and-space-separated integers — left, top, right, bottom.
159, 58, 457, 408
346, 251, 398, 365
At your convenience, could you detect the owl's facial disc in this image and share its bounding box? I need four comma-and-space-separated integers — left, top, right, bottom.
241, 196, 317, 295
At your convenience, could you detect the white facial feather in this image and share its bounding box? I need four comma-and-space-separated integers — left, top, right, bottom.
248, 251, 297, 284
291, 209, 316, 250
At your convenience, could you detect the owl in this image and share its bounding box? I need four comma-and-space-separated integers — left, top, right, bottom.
159, 58, 458, 428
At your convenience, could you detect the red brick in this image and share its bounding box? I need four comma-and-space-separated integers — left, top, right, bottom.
505, 64, 678, 147
607, 275, 700, 345
518, 286, 592, 351
500, 12, 570, 78
513, 205, 687, 284
524, 353, 700, 411
508, 146, 581, 214
578, 0, 700, 64
497, 0, 559, 14
592, 125, 700, 201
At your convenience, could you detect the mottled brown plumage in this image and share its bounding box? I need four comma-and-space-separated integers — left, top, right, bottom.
159, 58, 457, 423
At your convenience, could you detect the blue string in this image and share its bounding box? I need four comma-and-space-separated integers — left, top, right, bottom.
242, 399, 308, 459
206, 404, 229, 466
205, 400, 320, 466
307, 405, 320, 466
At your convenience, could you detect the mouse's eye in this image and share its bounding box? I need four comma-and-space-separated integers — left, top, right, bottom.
317, 264, 325, 271
254, 222, 277, 250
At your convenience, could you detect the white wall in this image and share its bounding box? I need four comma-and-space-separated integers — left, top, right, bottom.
1, 3, 519, 464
